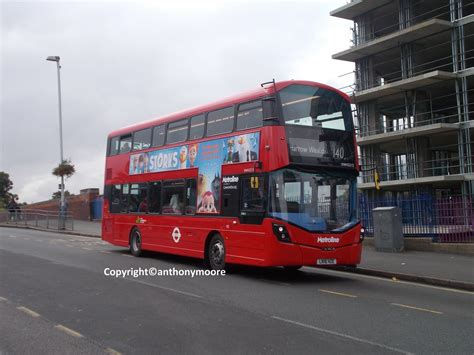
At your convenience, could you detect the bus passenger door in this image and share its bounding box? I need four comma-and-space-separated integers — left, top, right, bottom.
146, 181, 163, 246
222, 175, 266, 257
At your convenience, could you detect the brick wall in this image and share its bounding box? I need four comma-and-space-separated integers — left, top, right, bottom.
27, 188, 99, 221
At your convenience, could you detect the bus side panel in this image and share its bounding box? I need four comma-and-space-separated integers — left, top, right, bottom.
224, 220, 267, 266
144, 215, 208, 255
101, 200, 114, 244
262, 219, 303, 267
260, 126, 290, 172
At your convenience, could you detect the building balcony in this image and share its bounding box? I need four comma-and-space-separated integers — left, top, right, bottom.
357, 122, 459, 146
330, 0, 392, 20
358, 156, 474, 190
352, 70, 456, 104
332, 18, 453, 62
358, 173, 473, 190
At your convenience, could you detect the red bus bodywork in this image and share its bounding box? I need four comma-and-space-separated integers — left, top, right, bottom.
102, 80, 362, 268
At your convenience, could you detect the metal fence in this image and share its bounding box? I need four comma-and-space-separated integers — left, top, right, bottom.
0, 209, 74, 231
359, 194, 474, 243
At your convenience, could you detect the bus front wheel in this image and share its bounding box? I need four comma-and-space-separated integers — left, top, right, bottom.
206, 234, 226, 270
130, 228, 142, 257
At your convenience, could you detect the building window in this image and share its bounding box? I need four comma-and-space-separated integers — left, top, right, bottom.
189, 114, 205, 140
167, 119, 188, 144
152, 124, 165, 147
133, 128, 152, 151
148, 181, 161, 213
162, 180, 185, 215
119, 135, 132, 154
206, 106, 234, 136
237, 100, 263, 131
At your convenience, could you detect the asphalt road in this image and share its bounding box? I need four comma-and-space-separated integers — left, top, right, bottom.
1, 227, 473, 354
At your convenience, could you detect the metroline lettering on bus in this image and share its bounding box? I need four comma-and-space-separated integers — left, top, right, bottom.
102, 80, 363, 271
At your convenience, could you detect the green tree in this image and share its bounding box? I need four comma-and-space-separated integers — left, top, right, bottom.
52, 160, 75, 179
0, 172, 14, 209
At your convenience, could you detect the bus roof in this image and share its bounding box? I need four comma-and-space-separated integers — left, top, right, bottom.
108, 80, 349, 138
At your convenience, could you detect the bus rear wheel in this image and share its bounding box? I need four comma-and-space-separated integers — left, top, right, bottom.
206, 234, 226, 270
130, 228, 142, 257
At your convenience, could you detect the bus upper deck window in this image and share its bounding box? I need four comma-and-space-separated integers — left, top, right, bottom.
132, 128, 152, 151
152, 125, 165, 147
189, 114, 205, 140
109, 137, 119, 156
167, 119, 189, 144
237, 100, 263, 131
119, 135, 132, 154
206, 106, 234, 136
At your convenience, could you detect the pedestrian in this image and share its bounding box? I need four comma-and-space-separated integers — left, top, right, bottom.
6, 199, 18, 221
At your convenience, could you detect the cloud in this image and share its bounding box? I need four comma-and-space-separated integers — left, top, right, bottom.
1, 0, 353, 203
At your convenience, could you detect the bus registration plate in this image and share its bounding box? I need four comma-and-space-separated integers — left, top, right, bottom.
317, 259, 337, 265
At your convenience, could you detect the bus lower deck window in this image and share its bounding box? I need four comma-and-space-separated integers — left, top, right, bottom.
162, 181, 185, 214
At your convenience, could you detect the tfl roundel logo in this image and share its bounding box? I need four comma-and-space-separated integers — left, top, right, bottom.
172, 227, 181, 243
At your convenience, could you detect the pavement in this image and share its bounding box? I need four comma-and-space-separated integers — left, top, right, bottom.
1, 220, 473, 291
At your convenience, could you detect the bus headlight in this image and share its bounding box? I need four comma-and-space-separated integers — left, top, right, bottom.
273, 223, 291, 243
360, 226, 365, 241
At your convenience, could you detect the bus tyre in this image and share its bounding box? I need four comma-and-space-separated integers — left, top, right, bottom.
130, 228, 142, 257
206, 234, 226, 271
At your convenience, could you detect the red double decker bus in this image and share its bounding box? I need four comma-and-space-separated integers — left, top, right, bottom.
102, 80, 362, 270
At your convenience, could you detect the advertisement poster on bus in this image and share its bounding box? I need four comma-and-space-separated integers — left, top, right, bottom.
129, 145, 188, 175
129, 132, 260, 213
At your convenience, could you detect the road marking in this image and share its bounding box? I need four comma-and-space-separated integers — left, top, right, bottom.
272, 316, 413, 354
100, 251, 112, 254
310, 268, 474, 295
122, 254, 133, 258
54, 324, 84, 338
82, 247, 92, 251
391, 303, 443, 315
17, 306, 40, 318
131, 279, 203, 299
8, 235, 17, 238
105, 347, 122, 355
66, 245, 74, 248
258, 278, 291, 286
319, 289, 358, 298
35, 239, 44, 242
0, 296, 8, 301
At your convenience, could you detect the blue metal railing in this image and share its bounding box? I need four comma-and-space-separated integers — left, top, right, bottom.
359, 194, 474, 243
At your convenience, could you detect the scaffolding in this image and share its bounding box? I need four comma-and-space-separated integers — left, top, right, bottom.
334, 0, 473, 198
332, 0, 474, 241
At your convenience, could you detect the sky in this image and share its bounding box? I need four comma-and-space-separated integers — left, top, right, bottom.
1, 0, 354, 204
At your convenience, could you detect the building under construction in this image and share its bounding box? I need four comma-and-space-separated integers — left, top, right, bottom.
331, 0, 473, 241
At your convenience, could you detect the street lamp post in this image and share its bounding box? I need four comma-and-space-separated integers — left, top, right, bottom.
46, 55, 66, 229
